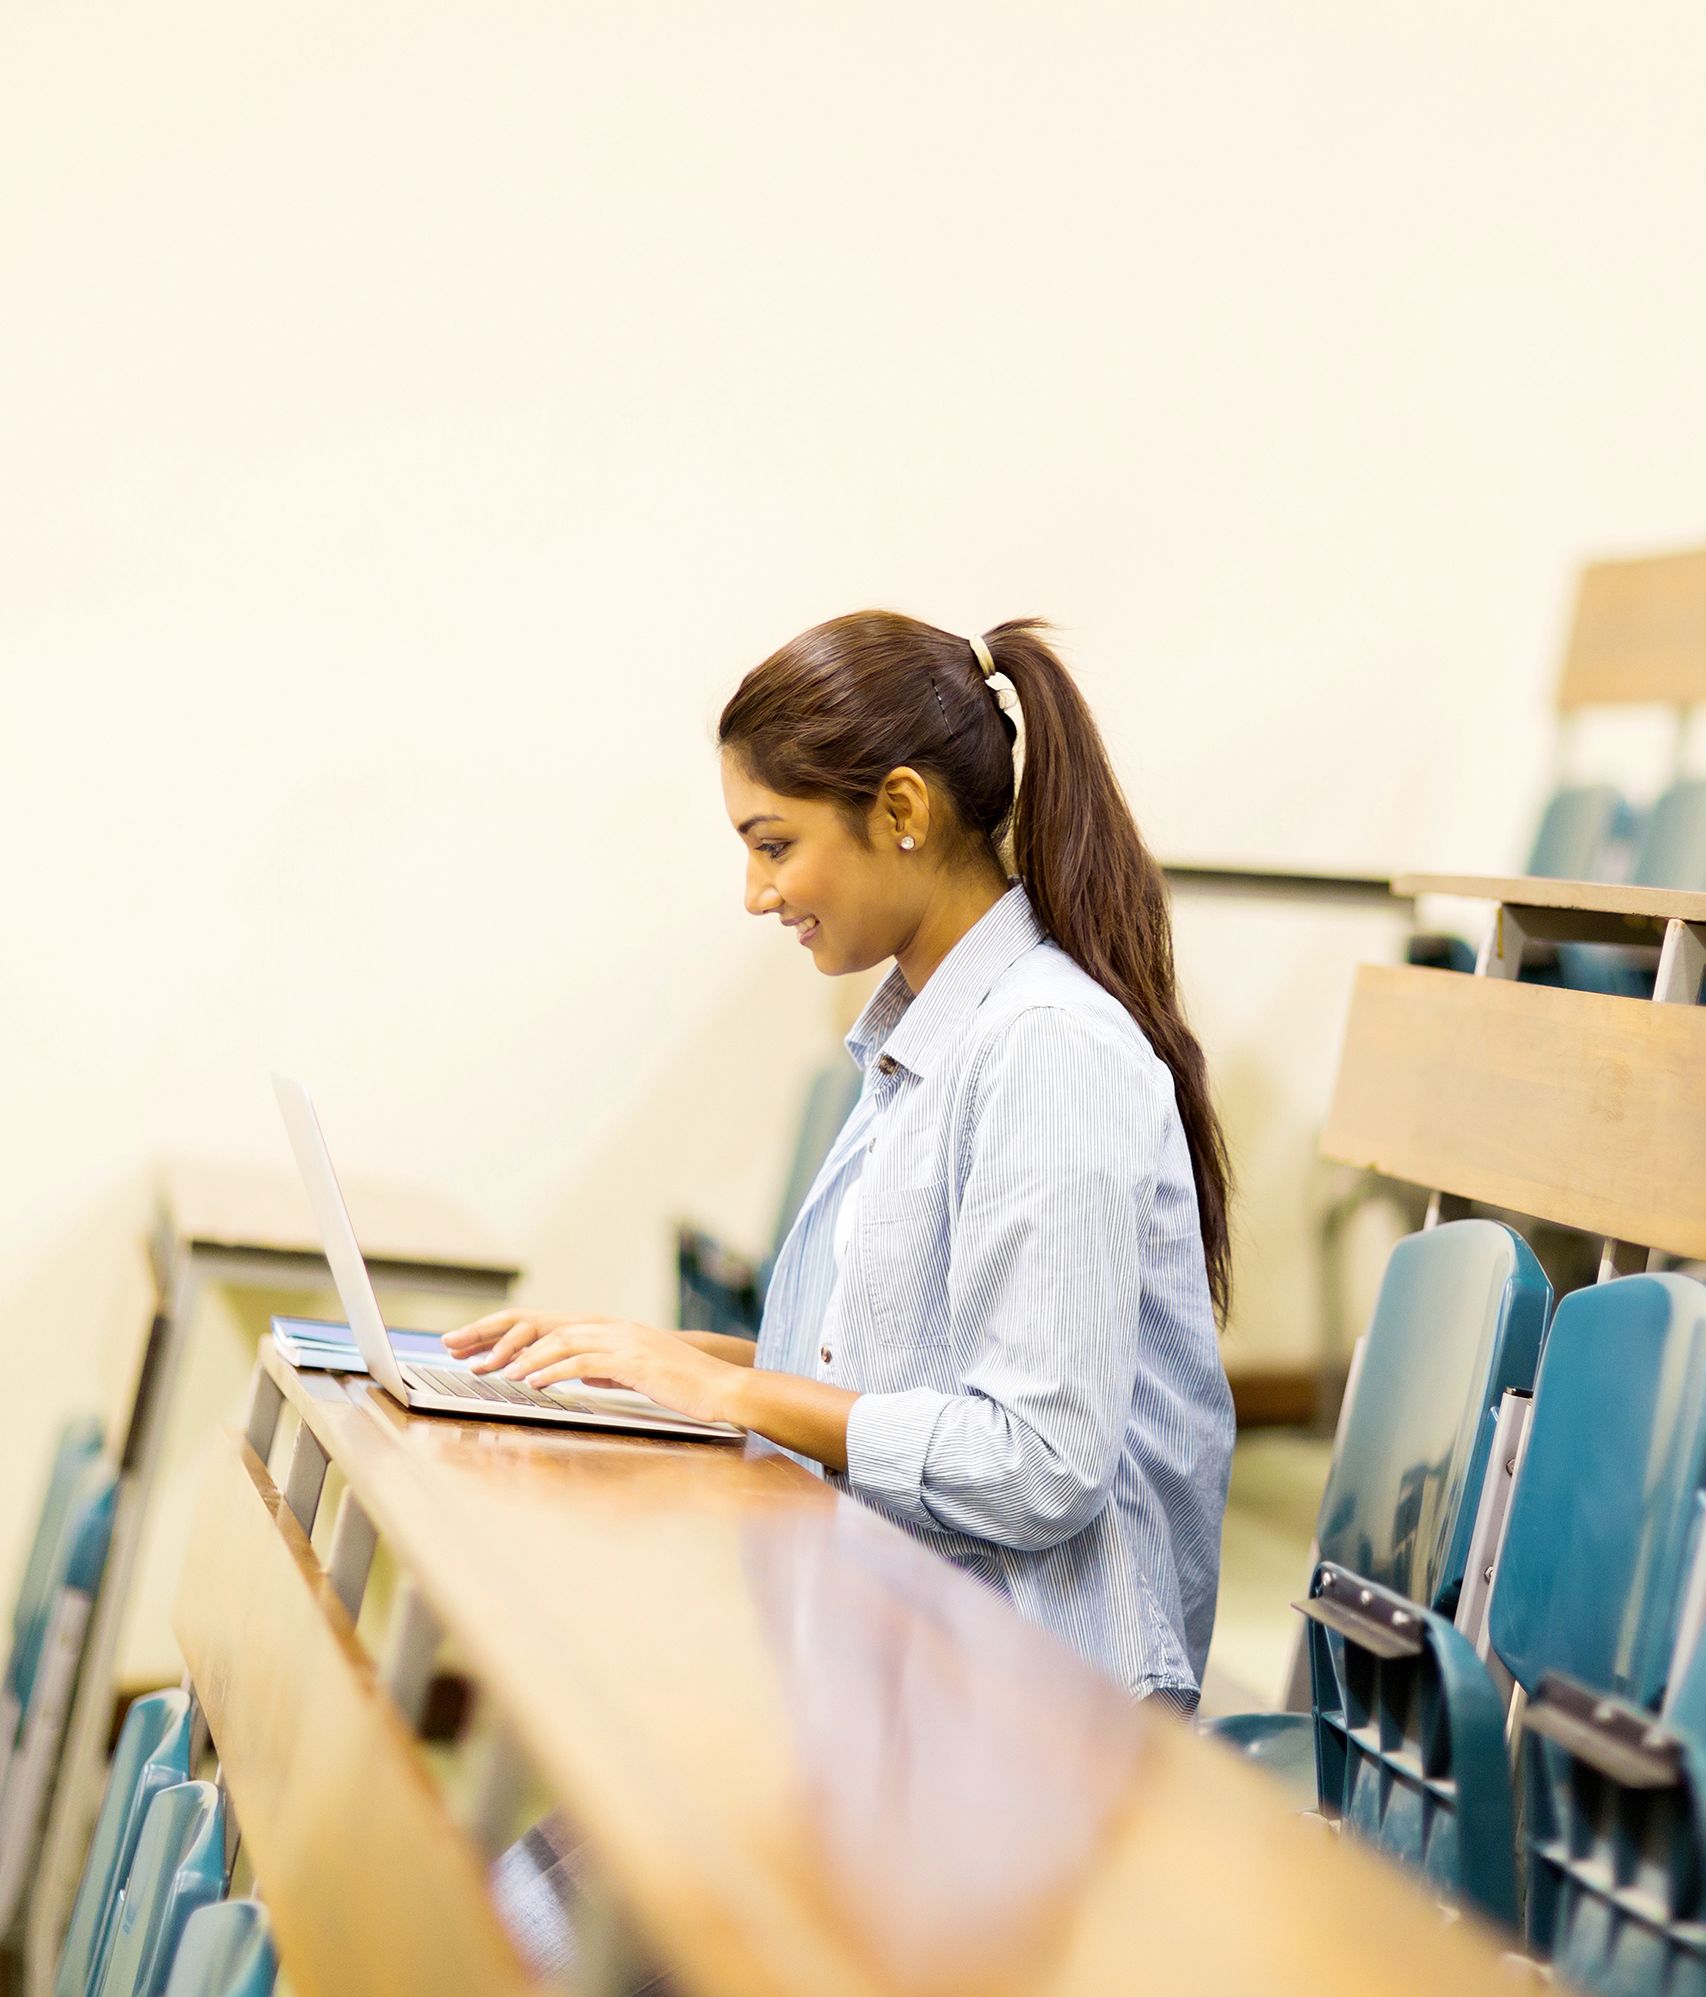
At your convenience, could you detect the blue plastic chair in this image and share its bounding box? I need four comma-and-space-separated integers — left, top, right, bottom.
1527, 783, 1640, 882
0, 1448, 121, 1930
1301, 1562, 1518, 1927
1633, 779, 1706, 892
1521, 1656, 1706, 1996
1209, 1221, 1550, 1800
1548, 780, 1706, 997
55, 1690, 195, 1997
92, 1781, 226, 1997
1489, 1274, 1706, 1710
2, 1420, 105, 1760
1508, 1276, 1706, 1992
160, 1902, 277, 1997
1407, 783, 1639, 974
1328, 1273, 1706, 1971
677, 1061, 862, 1339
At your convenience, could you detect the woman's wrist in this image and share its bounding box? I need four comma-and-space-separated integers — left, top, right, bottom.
723, 1366, 857, 1472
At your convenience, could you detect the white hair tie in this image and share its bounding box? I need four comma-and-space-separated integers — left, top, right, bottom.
969, 634, 996, 679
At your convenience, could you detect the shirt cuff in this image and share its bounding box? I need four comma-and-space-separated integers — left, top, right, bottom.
844, 1388, 952, 1528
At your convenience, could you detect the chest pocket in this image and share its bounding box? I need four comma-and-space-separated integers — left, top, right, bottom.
858, 1184, 953, 1346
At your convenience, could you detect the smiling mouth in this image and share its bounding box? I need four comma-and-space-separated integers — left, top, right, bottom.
785, 916, 821, 946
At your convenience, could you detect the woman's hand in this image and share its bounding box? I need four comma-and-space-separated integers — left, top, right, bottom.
442, 1311, 745, 1429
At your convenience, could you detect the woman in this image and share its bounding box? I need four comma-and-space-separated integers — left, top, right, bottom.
448, 612, 1234, 1709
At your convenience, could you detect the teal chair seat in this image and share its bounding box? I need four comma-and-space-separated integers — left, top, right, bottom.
1375, 1271, 1706, 1989
161, 1902, 277, 1997
1489, 1275, 1706, 1708
0, 1449, 120, 1932
56, 1690, 195, 1997
1303, 1562, 1517, 1928
93, 1781, 225, 1997
1203, 1711, 1316, 1809
4, 1420, 106, 1749
1207, 1221, 1549, 1797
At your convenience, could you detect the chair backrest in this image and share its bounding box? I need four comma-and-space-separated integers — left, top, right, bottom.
1305, 1564, 1517, 1928
55, 1690, 195, 1997
93, 1781, 225, 1997
6, 1420, 105, 1725
1314, 1221, 1550, 1615
1632, 779, 1706, 892
1524, 783, 1637, 882
160, 1902, 277, 1997
769, 1062, 863, 1256
1489, 1274, 1706, 1707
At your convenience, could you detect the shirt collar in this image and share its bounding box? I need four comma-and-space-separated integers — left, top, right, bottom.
845, 882, 1044, 1080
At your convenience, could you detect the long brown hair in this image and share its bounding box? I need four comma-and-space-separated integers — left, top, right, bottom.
718, 610, 1231, 1321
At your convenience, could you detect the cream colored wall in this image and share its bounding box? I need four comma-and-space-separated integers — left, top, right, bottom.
6, 2, 1706, 1639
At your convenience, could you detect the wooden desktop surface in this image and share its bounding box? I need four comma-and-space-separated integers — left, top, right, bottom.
243, 1344, 1526, 1997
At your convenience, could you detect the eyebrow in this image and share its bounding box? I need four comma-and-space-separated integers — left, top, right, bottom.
737, 813, 784, 836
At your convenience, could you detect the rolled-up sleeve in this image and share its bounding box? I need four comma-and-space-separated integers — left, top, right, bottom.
844, 1006, 1165, 1552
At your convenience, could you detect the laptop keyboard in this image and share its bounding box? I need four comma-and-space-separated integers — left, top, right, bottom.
405, 1364, 575, 1412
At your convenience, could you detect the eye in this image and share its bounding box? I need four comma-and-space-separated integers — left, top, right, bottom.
756, 839, 790, 860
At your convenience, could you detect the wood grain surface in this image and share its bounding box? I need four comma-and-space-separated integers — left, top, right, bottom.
1323, 962, 1706, 1254
187, 1344, 1541, 1997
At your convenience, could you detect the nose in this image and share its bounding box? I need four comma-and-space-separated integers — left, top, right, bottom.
745, 855, 780, 918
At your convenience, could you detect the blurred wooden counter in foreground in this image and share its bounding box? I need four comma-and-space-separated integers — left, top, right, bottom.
174, 1342, 1530, 1997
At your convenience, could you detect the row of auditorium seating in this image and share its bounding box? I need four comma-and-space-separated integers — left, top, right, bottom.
0, 1434, 275, 1996
1409, 775, 1706, 985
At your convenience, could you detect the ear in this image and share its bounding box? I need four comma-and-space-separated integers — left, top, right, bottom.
871, 767, 933, 852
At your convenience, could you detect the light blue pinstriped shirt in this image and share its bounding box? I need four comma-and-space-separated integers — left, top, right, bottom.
756, 883, 1234, 1705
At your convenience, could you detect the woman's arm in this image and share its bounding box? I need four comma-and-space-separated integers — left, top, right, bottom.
443, 1310, 854, 1458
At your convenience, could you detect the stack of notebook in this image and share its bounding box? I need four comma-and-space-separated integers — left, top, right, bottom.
270, 1315, 465, 1376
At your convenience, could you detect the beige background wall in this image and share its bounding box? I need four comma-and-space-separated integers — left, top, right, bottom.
6, 1, 1706, 1648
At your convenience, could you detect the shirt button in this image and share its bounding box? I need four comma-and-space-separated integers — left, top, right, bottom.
876, 1054, 897, 1076
820, 1345, 833, 1366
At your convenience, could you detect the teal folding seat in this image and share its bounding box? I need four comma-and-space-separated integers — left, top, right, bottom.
1408, 783, 1638, 974
92, 1781, 225, 1997
1632, 779, 1706, 892
0, 1448, 120, 1931
1, 1419, 105, 1785
161, 1902, 277, 1997
1527, 783, 1639, 882
55, 1690, 195, 1997
677, 1061, 862, 1340
1488, 1275, 1706, 1710
1209, 1221, 1550, 1801
1549, 780, 1706, 998
1521, 1653, 1706, 1996
1314, 1273, 1706, 1966
1300, 1563, 1517, 1927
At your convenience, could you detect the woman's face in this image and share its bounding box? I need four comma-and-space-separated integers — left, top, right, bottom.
720, 753, 926, 976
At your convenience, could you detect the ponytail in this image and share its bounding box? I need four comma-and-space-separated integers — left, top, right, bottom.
985, 620, 1231, 1320
719, 610, 1233, 1321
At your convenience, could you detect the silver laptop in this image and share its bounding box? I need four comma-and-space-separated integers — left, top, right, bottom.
272, 1074, 742, 1440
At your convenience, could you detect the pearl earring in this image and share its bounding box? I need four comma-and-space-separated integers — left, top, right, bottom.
899, 835, 916, 850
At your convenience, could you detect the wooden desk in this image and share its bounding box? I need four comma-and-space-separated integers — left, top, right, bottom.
174, 1345, 1531, 1997
21, 1168, 522, 1997
1398, 870, 1706, 942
